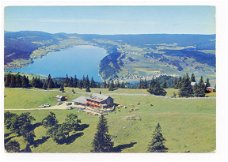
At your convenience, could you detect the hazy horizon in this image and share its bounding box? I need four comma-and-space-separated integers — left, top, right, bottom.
5, 6, 215, 35
4, 30, 216, 35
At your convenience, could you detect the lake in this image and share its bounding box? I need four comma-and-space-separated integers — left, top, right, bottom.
9, 45, 107, 81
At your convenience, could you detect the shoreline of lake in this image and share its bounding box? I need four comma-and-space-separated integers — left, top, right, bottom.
6, 45, 108, 81
4, 38, 93, 70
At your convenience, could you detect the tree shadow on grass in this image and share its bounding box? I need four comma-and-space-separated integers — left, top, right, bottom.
31, 122, 42, 131
4, 135, 16, 144
20, 144, 32, 153
77, 124, 89, 131
33, 136, 50, 147
113, 142, 137, 152
4, 133, 12, 138
57, 132, 84, 145
66, 132, 84, 145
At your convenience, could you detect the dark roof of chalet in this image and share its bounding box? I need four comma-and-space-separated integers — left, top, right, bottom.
206, 87, 215, 89
191, 82, 207, 86
72, 93, 112, 104
89, 93, 111, 102
72, 96, 88, 104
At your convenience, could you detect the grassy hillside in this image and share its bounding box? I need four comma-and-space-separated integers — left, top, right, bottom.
4, 88, 216, 153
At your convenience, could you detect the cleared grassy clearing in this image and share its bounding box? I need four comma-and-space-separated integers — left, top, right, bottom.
4, 88, 215, 153
4, 88, 150, 109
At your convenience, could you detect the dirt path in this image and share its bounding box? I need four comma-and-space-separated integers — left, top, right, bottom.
26, 88, 215, 99
4, 107, 68, 111
5, 103, 69, 111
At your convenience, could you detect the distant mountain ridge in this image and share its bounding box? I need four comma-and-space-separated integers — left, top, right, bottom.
78, 33, 215, 50
4, 31, 216, 82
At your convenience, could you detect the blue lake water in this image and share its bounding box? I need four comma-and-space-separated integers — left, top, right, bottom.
9, 45, 107, 81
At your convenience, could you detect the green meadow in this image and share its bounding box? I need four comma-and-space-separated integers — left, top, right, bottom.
4, 88, 216, 153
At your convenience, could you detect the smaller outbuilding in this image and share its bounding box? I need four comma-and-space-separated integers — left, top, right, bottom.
206, 87, 215, 93
56, 95, 67, 102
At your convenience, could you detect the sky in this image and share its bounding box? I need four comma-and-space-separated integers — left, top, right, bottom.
4, 6, 215, 34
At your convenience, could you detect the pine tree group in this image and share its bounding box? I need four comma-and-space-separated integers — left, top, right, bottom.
193, 76, 205, 97
147, 80, 167, 96
5, 73, 30, 88
138, 78, 148, 89
5, 73, 128, 91
176, 73, 211, 97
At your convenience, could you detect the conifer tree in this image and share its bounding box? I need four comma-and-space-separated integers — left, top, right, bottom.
78, 80, 83, 89
64, 74, 69, 87
175, 77, 182, 89
86, 75, 90, 88
22, 130, 36, 146
103, 81, 107, 88
4, 112, 18, 130
31, 77, 35, 87
178, 74, 193, 97
5, 73, 12, 87
64, 114, 81, 132
149, 79, 156, 89
193, 76, 205, 97
9, 75, 16, 88
193, 82, 200, 97
92, 115, 114, 152
39, 78, 44, 88
86, 86, 91, 92
90, 77, 96, 88
139, 79, 143, 89
162, 81, 168, 88
42, 81, 48, 90
69, 77, 74, 87
148, 82, 167, 96
47, 123, 72, 143
116, 79, 120, 88
48, 78, 55, 89
121, 82, 125, 88
205, 78, 211, 89
173, 78, 178, 89
21, 75, 29, 88
108, 81, 114, 91
72, 89, 75, 94
60, 84, 64, 92
191, 73, 196, 82
54, 81, 59, 88
144, 79, 148, 89
82, 75, 86, 88
15, 73, 22, 87
6, 112, 35, 136
42, 112, 58, 128
196, 76, 205, 97
47, 74, 51, 82
5, 140, 21, 152
148, 123, 168, 152
73, 75, 78, 87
